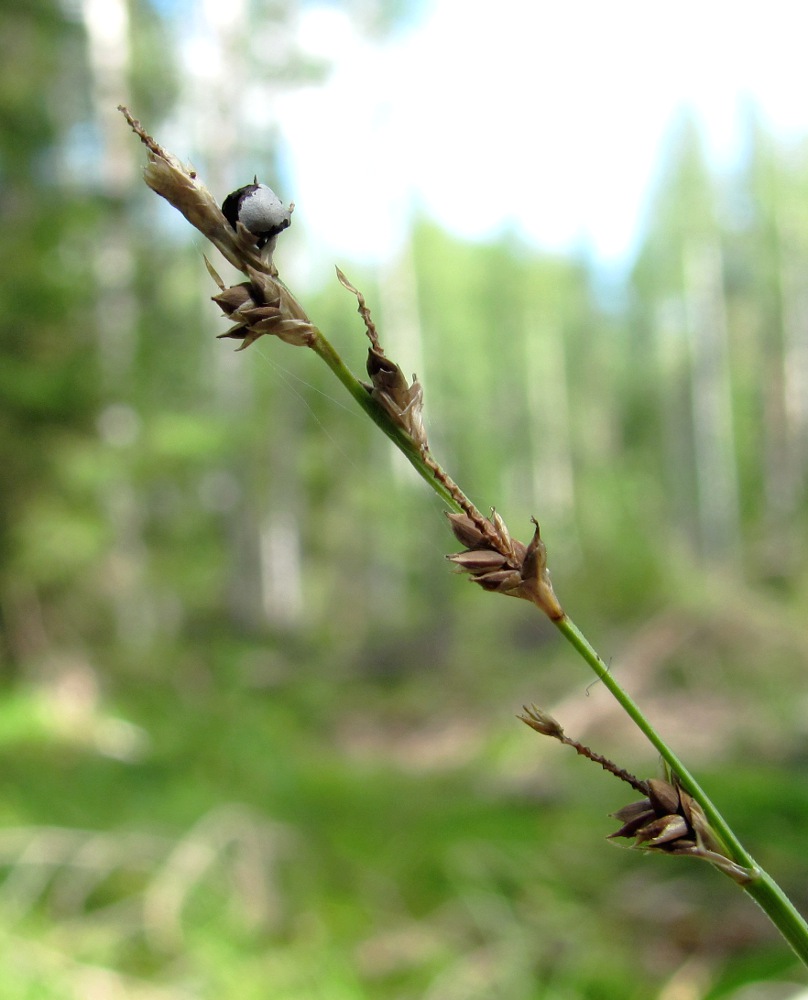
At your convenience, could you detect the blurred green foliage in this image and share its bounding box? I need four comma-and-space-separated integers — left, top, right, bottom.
2, 1, 808, 998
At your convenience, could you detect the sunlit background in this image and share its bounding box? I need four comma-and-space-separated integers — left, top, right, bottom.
277, 0, 808, 265
3, 0, 808, 997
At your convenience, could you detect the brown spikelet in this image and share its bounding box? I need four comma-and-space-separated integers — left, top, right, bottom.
120, 105, 316, 351
205, 259, 316, 351
446, 513, 564, 620
335, 267, 427, 448
610, 776, 754, 884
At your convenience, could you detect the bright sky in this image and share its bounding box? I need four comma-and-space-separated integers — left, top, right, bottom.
275, 0, 808, 272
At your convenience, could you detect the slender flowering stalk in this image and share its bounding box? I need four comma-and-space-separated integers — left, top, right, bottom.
119, 107, 808, 967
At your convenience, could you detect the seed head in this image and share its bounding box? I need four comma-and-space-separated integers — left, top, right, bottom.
610, 776, 755, 884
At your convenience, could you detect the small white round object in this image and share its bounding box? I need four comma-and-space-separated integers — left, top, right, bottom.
222, 181, 292, 248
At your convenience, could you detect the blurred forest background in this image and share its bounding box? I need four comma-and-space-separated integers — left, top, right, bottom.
3, 1, 808, 998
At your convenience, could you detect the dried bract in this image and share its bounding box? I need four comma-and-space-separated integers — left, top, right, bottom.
335, 267, 381, 349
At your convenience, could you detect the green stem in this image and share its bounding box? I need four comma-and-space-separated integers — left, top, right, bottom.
312, 318, 808, 968
556, 614, 808, 965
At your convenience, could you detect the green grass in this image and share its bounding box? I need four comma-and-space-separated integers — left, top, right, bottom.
1, 618, 806, 998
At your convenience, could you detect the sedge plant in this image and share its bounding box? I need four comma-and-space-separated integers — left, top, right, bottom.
119, 106, 808, 967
